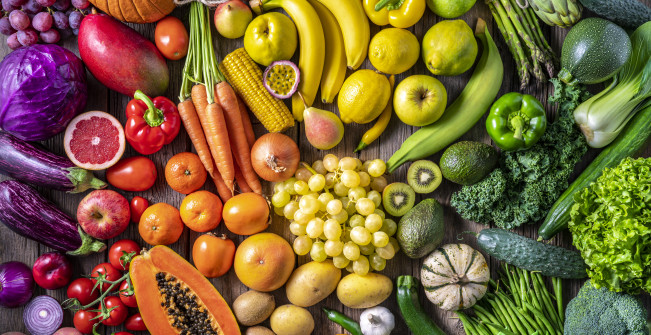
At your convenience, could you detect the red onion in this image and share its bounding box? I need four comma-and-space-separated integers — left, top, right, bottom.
23, 295, 63, 335
0, 261, 34, 308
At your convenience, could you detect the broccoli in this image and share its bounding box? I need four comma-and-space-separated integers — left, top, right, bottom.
565, 280, 650, 335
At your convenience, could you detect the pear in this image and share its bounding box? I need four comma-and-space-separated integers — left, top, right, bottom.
303, 105, 344, 150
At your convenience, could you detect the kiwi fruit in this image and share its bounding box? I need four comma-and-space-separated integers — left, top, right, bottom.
382, 182, 416, 217
245, 326, 275, 335
232, 290, 275, 326
407, 160, 442, 194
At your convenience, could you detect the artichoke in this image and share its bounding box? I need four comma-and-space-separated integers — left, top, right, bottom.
528, 0, 582, 28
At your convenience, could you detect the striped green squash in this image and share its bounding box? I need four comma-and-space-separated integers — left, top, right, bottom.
420, 244, 489, 311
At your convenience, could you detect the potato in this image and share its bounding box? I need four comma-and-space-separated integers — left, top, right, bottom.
285, 260, 341, 307
270, 304, 314, 335
245, 326, 275, 335
336, 273, 393, 308
233, 290, 275, 326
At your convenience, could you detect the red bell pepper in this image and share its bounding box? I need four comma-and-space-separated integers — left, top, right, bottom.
125, 90, 181, 155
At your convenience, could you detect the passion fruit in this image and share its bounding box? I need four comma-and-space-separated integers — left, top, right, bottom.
263, 60, 300, 99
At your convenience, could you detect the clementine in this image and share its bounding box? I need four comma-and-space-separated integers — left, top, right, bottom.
139, 203, 184, 246
233, 233, 295, 292
223, 193, 269, 235
165, 152, 207, 194
180, 190, 223, 232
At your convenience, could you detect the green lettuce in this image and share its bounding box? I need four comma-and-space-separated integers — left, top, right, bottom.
569, 157, 651, 294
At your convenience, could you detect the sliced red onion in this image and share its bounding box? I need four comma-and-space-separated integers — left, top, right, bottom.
23, 295, 63, 335
0, 261, 34, 308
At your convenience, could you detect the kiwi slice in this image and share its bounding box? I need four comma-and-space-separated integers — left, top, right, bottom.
382, 182, 416, 217
407, 160, 442, 194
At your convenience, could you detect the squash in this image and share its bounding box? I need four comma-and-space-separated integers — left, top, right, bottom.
89, 0, 175, 24
129, 245, 241, 335
420, 244, 489, 311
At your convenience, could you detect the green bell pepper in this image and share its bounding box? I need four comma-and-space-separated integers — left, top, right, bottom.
486, 92, 547, 151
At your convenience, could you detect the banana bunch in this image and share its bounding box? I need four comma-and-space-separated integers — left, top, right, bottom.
250, 0, 370, 120
528, 0, 582, 28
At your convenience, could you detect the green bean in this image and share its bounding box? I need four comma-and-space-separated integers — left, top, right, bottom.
495, 292, 535, 335
516, 306, 545, 334
456, 311, 479, 335
493, 293, 527, 335
523, 301, 557, 335
484, 322, 518, 335
488, 297, 517, 333
473, 304, 502, 326
474, 320, 494, 335
533, 273, 562, 331
553, 277, 564, 324
504, 266, 521, 307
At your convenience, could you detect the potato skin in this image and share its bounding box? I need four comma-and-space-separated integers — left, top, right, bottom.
336, 273, 393, 308
270, 304, 315, 335
285, 260, 342, 307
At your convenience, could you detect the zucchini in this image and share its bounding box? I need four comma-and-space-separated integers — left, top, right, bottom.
538, 102, 651, 240
558, 18, 631, 86
396, 275, 446, 335
476, 229, 587, 279
579, 0, 651, 29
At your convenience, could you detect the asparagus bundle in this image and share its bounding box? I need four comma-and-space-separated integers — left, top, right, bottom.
487, 0, 557, 89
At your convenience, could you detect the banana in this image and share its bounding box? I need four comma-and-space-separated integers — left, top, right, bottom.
251, 0, 325, 122
314, 0, 370, 70
308, 0, 347, 104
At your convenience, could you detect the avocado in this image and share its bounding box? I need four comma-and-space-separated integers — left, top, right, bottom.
397, 198, 445, 259
439, 141, 498, 185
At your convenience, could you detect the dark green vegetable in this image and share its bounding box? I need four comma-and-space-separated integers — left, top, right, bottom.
486, 92, 547, 151
322, 308, 362, 335
396, 275, 446, 335
578, 0, 651, 29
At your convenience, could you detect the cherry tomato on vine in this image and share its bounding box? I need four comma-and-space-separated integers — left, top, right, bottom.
130, 196, 149, 223
74, 309, 99, 334
109, 239, 140, 271
67, 278, 99, 306
125, 313, 147, 331
119, 280, 138, 308
101, 296, 128, 326
90, 263, 122, 293
154, 16, 189, 60
113, 332, 133, 335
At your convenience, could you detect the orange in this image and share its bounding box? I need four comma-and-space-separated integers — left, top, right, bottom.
180, 190, 223, 232
139, 203, 184, 246
233, 233, 295, 292
165, 152, 207, 194
223, 193, 270, 235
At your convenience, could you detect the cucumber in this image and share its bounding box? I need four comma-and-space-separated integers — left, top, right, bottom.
558, 18, 631, 85
538, 102, 651, 240
396, 276, 447, 335
579, 0, 651, 29
476, 229, 587, 279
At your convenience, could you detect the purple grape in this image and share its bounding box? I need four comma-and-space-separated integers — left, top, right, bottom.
52, 10, 67, 29
5, 0, 26, 7
8, 10, 29, 30
16, 27, 36, 45
1, 0, 18, 11
68, 9, 81, 29
70, 0, 86, 9
21, 0, 41, 13
35, 0, 54, 6
31, 11, 51, 31
0, 16, 16, 35
51, 0, 68, 10
6, 31, 20, 48
39, 27, 58, 42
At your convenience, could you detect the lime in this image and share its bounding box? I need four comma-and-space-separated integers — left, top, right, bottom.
426, 0, 476, 18
421, 19, 478, 76
338, 70, 391, 124
368, 28, 420, 75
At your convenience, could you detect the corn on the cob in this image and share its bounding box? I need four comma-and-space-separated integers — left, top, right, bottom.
220, 48, 295, 133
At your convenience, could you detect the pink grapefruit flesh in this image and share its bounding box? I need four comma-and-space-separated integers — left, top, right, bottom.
64, 111, 125, 170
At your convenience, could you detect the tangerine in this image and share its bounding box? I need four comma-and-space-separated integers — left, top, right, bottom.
165, 152, 207, 194
139, 203, 184, 246
180, 190, 223, 232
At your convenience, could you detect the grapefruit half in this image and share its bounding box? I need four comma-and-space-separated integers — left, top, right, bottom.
64, 111, 125, 170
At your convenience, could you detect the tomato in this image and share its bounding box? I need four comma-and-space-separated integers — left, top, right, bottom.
130, 196, 149, 223
67, 278, 99, 306
74, 309, 99, 334
154, 16, 189, 60
113, 333, 133, 335
125, 313, 147, 331
119, 280, 138, 308
106, 156, 157, 192
90, 263, 122, 293
109, 239, 141, 271
101, 296, 128, 326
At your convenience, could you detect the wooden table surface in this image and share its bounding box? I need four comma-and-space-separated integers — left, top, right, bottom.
1, 2, 649, 334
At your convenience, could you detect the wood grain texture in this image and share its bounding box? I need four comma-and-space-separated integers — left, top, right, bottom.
0, 2, 650, 334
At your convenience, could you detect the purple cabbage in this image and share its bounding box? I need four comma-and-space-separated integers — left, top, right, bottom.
0, 44, 87, 141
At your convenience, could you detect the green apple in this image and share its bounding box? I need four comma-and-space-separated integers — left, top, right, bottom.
243, 12, 298, 66
393, 75, 448, 127
214, 0, 253, 39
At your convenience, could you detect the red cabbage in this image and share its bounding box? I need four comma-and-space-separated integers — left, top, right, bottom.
0, 44, 87, 141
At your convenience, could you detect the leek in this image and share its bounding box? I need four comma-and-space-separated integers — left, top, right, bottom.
574, 21, 651, 148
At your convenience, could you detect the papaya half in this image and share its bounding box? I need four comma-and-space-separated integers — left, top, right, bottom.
130, 245, 240, 335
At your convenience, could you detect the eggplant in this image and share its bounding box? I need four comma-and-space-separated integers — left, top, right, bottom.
0, 132, 106, 193
0, 180, 105, 256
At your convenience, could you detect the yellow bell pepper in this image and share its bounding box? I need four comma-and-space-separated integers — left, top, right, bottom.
363, 0, 425, 28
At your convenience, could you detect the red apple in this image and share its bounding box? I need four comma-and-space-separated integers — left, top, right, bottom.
214, 0, 252, 39
32, 252, 72, 290
77, 190, 130, 240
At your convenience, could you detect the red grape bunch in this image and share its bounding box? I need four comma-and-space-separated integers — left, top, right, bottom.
0, 0, 90, 49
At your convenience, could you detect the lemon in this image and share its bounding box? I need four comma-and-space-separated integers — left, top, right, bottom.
426, 0, 476, 18
368, 28, 420, 75
338, 70, 391, 124
421, 19, 478, 76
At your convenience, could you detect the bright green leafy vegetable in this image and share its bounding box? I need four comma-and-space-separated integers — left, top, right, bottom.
450, 78, 589, 229
569, 157, 651, 294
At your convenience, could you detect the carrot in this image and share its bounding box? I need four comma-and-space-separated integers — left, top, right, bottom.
237, 94, 256, 149
234, 158, 253, 193
177, 99, 216, 179
192, 84, 235, 192
215, 82, 262, 194
211, 171, 232, 203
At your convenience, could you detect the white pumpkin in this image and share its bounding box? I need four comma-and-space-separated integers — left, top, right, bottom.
421, 243, 489, 311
